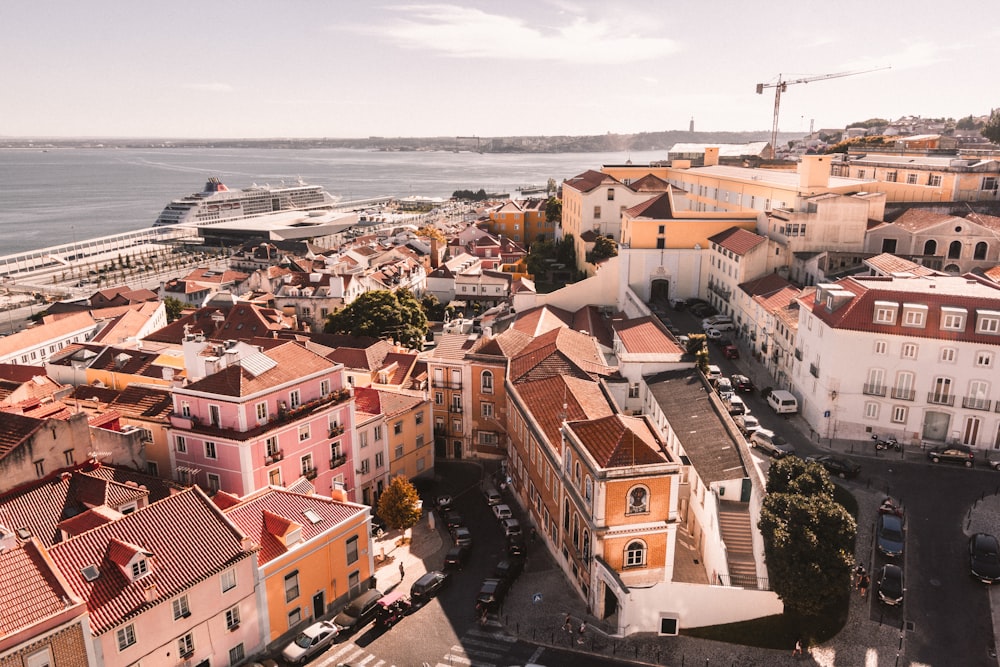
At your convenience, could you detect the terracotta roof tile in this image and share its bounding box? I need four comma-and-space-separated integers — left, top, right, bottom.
510, 305, 574, 337
510, 328, 615, 382
0, 539, 81, 637
613, 316, 683, 354
562, 170, 624, 194
624, 191, 674, 219
708, 227, 766, 256
184, 341, 337, 397
566, 414, 668, 468
864, 253, 940, 277
512, 375, 613, 445
890, 209, 955, 231
737, 272, 794, 297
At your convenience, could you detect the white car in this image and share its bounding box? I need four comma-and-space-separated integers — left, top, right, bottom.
727, 395, 746, 415
735, 413, 760, 435
281, 621, 338, 664
705, 365, 722, 382
492, 503, 513, 520
705, 327, 723, 340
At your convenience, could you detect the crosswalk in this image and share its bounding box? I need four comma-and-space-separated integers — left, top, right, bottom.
315, 627, 525, 667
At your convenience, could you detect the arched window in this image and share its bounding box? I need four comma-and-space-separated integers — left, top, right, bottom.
626, 485, 649, 515
574, 462, 581, 485
572, 514, 579, 548
584, 476, 593, 503
481, 370, 493, 393
564, 449, 572, 474
949, 241, 962, 259
563, 499, 570, 531
582, 530, 590, 561
923, 239, 937, 256
625, 540, 646, 568
975, 242, 988, 260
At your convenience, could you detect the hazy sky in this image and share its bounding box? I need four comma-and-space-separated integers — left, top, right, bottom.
2, 1, 996, 139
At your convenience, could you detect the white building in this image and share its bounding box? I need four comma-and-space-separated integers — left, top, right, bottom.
793, 274, 1000, 448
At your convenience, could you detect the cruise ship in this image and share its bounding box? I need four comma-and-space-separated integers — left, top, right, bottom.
153, 177, 341, 227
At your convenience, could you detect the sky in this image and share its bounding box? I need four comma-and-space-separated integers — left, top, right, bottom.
2, 0, 997, 139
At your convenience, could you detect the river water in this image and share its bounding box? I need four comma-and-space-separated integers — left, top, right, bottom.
0, 147, 670, 254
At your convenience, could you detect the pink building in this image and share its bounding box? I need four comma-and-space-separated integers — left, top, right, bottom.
169, 340, 357, 497
48, 487, 262, 667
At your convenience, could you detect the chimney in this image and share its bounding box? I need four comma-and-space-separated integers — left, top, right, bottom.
143, 581, 159, 602
429, 237, 440, 269
703, 147, 720, 167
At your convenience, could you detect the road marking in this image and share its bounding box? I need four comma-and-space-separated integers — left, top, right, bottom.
441, 656, 495, 667
448, 645, 505, 660
456, 638, 509, 652
464, 628, 517, 643
357, 654, 376, 665
528, 646, 545, 663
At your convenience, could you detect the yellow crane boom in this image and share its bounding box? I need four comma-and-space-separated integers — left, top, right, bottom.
755, 66, 890, 158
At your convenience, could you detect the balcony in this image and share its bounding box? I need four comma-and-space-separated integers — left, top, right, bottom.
891, 387, 916, 401
265, 450, 283, 464
330, 454, 347, 468
863, 383, 887, 397
438, 380, 462, 390
449, 404, 463, 414
927, 392, 956, 406
809, 363, 820, 378
708, 280, 732, 301
328, 424, 345, 438
963, 396, 993, 412
303, 467, 318, 480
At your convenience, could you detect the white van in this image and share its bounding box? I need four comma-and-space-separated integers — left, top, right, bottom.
767, 389, 798, 414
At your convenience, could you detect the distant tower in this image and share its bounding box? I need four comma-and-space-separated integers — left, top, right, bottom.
810, 118, 815, 134
689, 117, 695, 132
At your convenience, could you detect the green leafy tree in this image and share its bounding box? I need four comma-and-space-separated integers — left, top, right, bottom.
376, 475, 422, 530
163, 296, 185, 323
323, 289, 428, 349
982, 109, 1000, 144
758, 457, 857, 617
956, 114, 980, 131
420, 292, 446, 321
587, 236, 618, 263
545, 197, 562, 224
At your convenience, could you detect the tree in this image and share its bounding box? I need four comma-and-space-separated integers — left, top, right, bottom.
376, 475, 422, 531
163, 296, 185, 322
758, 457, 856, 617
416, 225, 446, 245
982, 109, 1000, 145
956, 114, 980, 131
587, 236, 618, 263
420, 292, 446, 321
323, 289, 428, 350
545, 197, 562, 224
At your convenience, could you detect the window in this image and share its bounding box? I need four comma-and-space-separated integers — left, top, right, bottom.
394, 420, 403, 435
116, 624, 136, 651
891, 406, 908, 424
284, 571, 300, 602
209, 404, 221, 427
923, 239, 938, 255
229, 643, 245, 665
607, 188, 615, 201
289, 390, 301, 409
320, 379, 330, 397
287, 608, 301, 628
977, 313, 1000, 334
481, 370, 494, 393
269, 468, 282, 486
434, 392, 443, 405
221, 568, 236, 592
131, 559, 149, 579
901, 343, 918, 359
624, 540, 646, 568
207, 473, 221, 493
176, 435, 187, 453
976, 351, 994, 368
593, 206, 601, 219
873, 302, 897, 324
205, 441, 217, 459
906, 173, 918, 185
181, 401, 191, 418
359, 459, 370, 474
975, 242, 989, 261
948, 240, 962, 259
177, 633, 194, 657
886, 170, 898, 182
857, 169, 866, 179
300, 454, 313, 476
929, 174, 942, 187
415, 411, 424, 425
265, 436, 279, 458
881, 238, 897, 253
585, 476, 593, 502
626, 486, 649, 515
375, 452, 384, 469
256, 401, 267, 422
23, 648, 52, 667
941, 308, 966, 331
983, 176, 998, 191
395, 444, 404, 459
347, 536, 359, 564
902, 307, 926, 328
874, 340, 887, 355
172, 595, 190, 620
864, 402, 879, 419
941, 347, 957, 362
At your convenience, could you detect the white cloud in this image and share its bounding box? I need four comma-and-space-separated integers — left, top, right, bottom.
183, 83, 235, 93
359, 4, 679, 64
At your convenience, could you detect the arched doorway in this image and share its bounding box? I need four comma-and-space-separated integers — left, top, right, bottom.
650, 278, 670, 304
602, 581, 619, 621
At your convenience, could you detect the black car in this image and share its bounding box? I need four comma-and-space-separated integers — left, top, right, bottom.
443, 544, 470, 570
333, 589, 383, 635
410, 570, 450, 604
442, 510, 464, 530
506, 534, 526, 557
876, 564, 904, 606
731, 374, 754, 393
927, 444, 975, 467
808, 455, 861, 479
876, 512, 904, 558
450, 525, 473, 547
493, 557, 525, 582
969, 533, 1000, 583
476, 577, 511, 611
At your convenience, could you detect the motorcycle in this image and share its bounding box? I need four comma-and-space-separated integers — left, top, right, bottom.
872, 434, 900, 451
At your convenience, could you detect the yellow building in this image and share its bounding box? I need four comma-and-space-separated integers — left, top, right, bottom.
487, 198, 552, 245
221, 487, 373, 644
832, 150, 1000, 203
354, 386, 434, 481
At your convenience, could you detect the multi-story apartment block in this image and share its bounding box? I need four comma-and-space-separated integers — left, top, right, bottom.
705, 227, 769, 318
0, 311, 99, 365
793, 274, 1000, 448
169, 340, 357, 498
426, 333, 477, 460
487, 198, 550, 244
865, 210, 1000, 274
831, 151, 1000, 202
354, 387, 433, 484
219, 487, 373, 645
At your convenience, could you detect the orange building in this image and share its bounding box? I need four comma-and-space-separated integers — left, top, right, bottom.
487, 198, 551, 245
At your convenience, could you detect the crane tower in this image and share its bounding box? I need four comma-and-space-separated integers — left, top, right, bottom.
755, 66, 890, 159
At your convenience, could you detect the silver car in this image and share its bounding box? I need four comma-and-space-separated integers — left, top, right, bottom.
749, 428, 796, 458
281, 621, 338, 664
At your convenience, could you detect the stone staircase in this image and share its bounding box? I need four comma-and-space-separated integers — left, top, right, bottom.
718, 500, 763, 588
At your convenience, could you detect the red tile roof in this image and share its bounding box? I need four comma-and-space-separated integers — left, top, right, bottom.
890, 209, 955, 231
0, 412, 44, 460
708, 227, 766, 256
183, 341, 337, 397
223, 487, 366, 566
510, 328, 616, 383
612, 317, 683, 354
144, 303, 295, 345
0, 539, 82, 638
864, 253, 939, 277
567, 414, 668, 468
563, 170, 624, 194
624, 192, 674, 219
512, 375, 613, 446
48, 487, 254, 635
353, 386, 425, 418
510, 305, 574, 337
737, 272, 794, 297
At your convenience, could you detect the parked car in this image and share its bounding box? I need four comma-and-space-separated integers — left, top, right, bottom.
727, 395, 746, 415
442, 510, 464, 530
435, 495, 454, 511
443, 544, 470, 570
494, 557, 525, 582
749, 428, 795, 458
450, 525, 473, 547
492, 504, 513, 521
723, 344, 739, 359
374, 591, 411, 629
484, 486, 503, 505
705, 365, 723, 382
715, 377, 734, 399
704, 327, 723, 340
807, 455, 861, 479
281, 621, 339, 664
927, 443, 975, 467
501, 518, 522, 537
876, 564, 904, 606
410, 570, 450, 604
506, 534, 526, 557
876, 512, 904, 558
732, 375, 754, 392
669, 297, 687, 311
476, 578, 511, 611
333, 588, 383, 635
969, 533, 1000, 583
735, 413, 760, 436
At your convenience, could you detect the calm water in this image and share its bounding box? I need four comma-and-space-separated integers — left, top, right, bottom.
0, 148, 670, 254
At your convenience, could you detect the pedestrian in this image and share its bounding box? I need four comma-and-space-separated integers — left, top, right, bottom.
399, 561, 404, 580
854, 564, 866, 589
577, 622, 586, 644
563, 615, 572, 633
792, 638, 804, 657
859, 573, 870, 599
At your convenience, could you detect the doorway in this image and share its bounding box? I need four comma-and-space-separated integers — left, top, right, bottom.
312, 591, 325, 619
963, 417, 982, 447
602, 582, 619, 620
453, 440, 463, 459
650, 278, 670, 304
922, 411, 951, 442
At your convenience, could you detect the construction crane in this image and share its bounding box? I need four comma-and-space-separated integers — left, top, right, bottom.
755, 66, 890, 159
